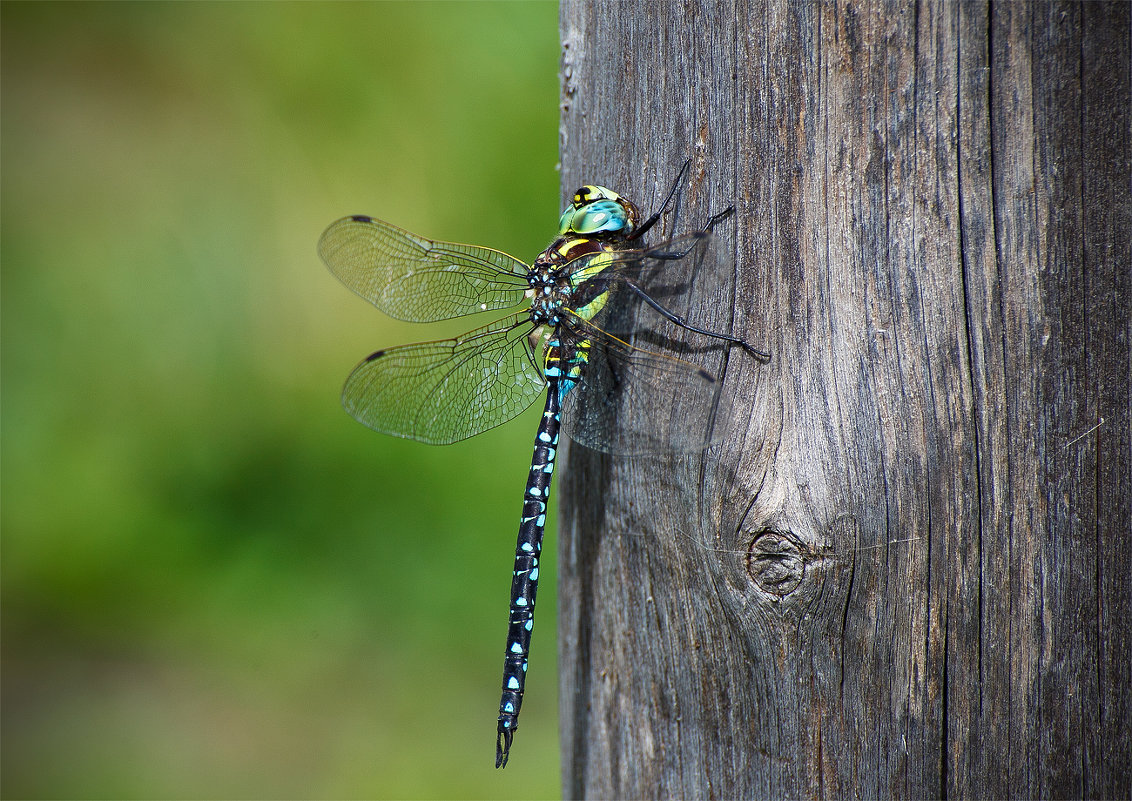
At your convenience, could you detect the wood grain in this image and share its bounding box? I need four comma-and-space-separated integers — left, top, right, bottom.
556, 2, 1130, 797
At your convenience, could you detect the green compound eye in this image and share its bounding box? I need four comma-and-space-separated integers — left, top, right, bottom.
558, 198, 631, 236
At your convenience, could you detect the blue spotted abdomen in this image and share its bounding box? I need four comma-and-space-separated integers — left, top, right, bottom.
496, 367, 562, 768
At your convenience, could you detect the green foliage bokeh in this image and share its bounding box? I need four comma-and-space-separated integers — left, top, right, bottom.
1, 3, 561, 797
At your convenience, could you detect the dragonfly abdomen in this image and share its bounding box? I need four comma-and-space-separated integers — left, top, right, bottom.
496, 366, 562, 769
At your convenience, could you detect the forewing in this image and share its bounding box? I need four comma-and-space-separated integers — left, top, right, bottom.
319, 215, 530, 322
343, 314, 547, 444
560, 318, 732, 455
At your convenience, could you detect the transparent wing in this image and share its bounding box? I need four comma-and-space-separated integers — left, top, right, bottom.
319, 215, 531, 322
560, 316, 732, 456
342, 313, 547, 444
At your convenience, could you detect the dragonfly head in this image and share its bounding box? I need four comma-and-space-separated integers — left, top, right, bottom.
557, 185, 640, 238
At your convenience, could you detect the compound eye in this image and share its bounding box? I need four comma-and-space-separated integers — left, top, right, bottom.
559, 187, 631, 235
570, 199, 629, 235
557, 206, 575, 235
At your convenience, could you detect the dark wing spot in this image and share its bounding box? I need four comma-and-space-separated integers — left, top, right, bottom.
697, 368, 717, 383
365, 350, 385, 362
349, 214, 373, 223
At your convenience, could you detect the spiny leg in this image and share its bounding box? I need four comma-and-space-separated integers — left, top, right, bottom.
632, 207, 770, 361
623, 280, 771, 362
628, 160, 692, 242
640, 207, 735, 260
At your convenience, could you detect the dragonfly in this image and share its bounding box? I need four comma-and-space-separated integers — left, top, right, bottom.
318, 164, 770, 769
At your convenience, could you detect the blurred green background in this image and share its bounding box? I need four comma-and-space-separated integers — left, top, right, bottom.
1, 2, 562, 797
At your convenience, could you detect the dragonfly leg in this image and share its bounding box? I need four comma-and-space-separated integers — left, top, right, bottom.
624, 280, 772, 362
628, 160, 692, 241
641, 207, 736, 262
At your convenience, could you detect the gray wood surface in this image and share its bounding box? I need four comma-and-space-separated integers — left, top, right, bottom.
556, 2, 1130, 797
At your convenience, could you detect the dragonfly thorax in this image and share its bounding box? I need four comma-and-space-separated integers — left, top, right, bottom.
525, 256, 574, 326
528, 219, 631, 328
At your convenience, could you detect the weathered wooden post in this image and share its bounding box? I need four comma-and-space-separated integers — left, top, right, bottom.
557, 2, 1130, 797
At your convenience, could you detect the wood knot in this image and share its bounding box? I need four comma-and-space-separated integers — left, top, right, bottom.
746, 530, 805, 596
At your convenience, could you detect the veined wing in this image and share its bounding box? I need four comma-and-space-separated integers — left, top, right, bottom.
342, 313, 547, 445
319, 215, 531, 322
559, 313, 732, 456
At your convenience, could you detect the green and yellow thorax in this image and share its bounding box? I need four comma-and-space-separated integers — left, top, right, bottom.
527, 185, 640, 330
